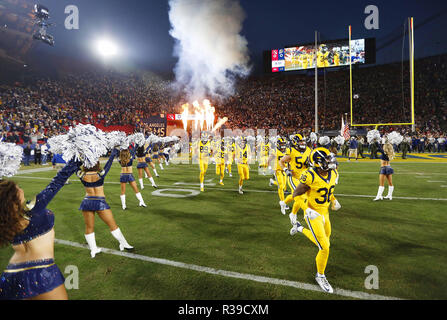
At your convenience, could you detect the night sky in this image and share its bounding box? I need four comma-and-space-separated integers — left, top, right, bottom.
8, 0, 447, 75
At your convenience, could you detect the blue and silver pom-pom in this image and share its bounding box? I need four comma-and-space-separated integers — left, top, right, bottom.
367, 130, 381, 144
0, 142, 24, 179
334, 135, 345, 145
48, 124, 109, 168
319, 136, 330, 146
386, 131, 403, 145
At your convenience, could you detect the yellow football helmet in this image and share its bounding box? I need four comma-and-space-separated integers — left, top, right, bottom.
310, 147, 331, 171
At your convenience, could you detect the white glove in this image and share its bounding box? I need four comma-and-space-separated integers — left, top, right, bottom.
305, 208, 321, 220
331, 199, 341, 211
284, 168, 293, 177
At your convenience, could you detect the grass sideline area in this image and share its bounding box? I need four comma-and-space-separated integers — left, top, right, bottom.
1, 153, 446, 300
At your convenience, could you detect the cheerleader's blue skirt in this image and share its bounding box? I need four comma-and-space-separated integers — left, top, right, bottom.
0, 259, 65, 300
79, 196, 111, 211
379, 166, 394, 175
137, 162, 148, 169
120, 173, 135, 183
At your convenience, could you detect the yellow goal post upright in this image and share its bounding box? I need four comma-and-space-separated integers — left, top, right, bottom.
349, 19, 415, 130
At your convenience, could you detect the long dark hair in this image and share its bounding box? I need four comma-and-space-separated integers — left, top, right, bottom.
0, 180, 25, 247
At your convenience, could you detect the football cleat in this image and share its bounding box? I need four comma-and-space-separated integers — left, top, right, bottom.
200, 187, 204, 192
269, 178, 275, 187
220, 182, 224, 186
139, 202, 147, 207
384, 195, 392, 200
373, 196, 383, 201
290, 221, 302, 236
229, 173, 233, 177
315, 274, 334, 293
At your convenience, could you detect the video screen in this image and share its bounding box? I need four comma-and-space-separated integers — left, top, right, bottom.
271, 38, 367, 72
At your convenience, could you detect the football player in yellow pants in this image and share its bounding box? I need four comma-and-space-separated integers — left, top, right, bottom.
280, 134, 311, 226
236, 137, 250, 194
215, 139, 226, 186
199, 133, 211, 192
291, 148, 341, 294
269, 137, 289, 209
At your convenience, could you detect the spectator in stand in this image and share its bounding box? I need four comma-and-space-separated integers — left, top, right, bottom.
23, 143, 31, 166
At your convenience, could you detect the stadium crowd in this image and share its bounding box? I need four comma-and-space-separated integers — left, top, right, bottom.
1, 54, 446, 163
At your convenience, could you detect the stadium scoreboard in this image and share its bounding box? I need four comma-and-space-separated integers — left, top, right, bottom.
264, 38, 375, 73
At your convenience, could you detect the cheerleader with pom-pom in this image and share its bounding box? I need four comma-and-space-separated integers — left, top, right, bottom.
373, 138, 396, 201
119, 147, 147, 209
0, 142, 81, 299
77, 149, 134, 258
136, 145, 158, 190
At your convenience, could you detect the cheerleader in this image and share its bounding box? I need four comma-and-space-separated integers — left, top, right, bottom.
373, 140, 395, 201
78, 149, 134, 258
0, 160, 80, 300
136, 145, 157, 190
119, 147, 147, 210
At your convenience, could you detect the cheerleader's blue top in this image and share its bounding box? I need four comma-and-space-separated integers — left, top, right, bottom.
79, 149, 118, 187
12, 160, 80, 245
378, 145, 390, 161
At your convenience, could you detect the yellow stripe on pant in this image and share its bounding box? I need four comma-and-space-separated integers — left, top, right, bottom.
302, 212, 331, 275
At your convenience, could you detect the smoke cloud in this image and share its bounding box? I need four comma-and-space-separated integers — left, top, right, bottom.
168, 0, 251, 101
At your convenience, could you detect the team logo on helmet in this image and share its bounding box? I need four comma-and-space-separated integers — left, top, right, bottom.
310, 147, 331, 171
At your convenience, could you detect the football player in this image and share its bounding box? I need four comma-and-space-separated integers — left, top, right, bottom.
235, 137, 250, 194
290, 148, 341, 294
280, 134, 311, 223
225, 138, 235, 177
199, 132, 211, 192
269, 137, 289, 209
258, 136, 270, 175
215, 138, 226, 186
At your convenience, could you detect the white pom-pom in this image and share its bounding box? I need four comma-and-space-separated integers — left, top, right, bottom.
319, 136, 330, 146
386, 131, 403, 145
48, 124, 108, 168
334, 135, 345, 145
128, 133, 146, 147
106, 131, 128, 150
310, 132, 318, 143
146, 134, 161, 145
367, 130, 381, 144
0, 142, 23, 178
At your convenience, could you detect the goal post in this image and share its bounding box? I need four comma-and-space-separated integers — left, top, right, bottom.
349, 19, 415, 128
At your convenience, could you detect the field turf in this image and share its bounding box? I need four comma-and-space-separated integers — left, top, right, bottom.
1, 154, 446, 300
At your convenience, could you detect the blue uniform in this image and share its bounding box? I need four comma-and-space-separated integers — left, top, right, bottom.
78, 149, 118, 211
0, 160, 80, 300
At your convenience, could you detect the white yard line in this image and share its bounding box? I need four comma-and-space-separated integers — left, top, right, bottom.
13, 176, 447, 201
54, 238, 403, 300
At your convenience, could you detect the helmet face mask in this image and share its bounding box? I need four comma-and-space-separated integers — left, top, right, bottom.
311, 148, 331, 171
277, 138, 287, 152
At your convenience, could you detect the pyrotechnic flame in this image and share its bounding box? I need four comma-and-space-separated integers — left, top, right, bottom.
180, 99, 218, 132
181, 103, 189, 131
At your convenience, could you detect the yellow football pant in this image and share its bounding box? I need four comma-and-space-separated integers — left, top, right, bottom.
238, 164, 249, 186
275, 170, 286, 201
302, 212, 331, 275
199, 161, 208, 184
285, 175, 307, 215
227, 158, 233, 174
216, 163, 225, 181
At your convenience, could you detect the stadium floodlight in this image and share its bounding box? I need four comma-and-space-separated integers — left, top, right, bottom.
95, 39, 119, 58
32, 4, 55, 46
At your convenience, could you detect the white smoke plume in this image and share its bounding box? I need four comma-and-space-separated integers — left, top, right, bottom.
168, 0, 251, 101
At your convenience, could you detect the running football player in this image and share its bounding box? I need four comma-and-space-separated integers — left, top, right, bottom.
290, 148, 341, 294
279, 134, 311, 225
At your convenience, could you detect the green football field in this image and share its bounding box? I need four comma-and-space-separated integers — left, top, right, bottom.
1, 155, 447, 300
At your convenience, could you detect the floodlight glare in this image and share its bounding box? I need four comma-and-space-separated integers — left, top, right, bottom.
96, 39, 119, 57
